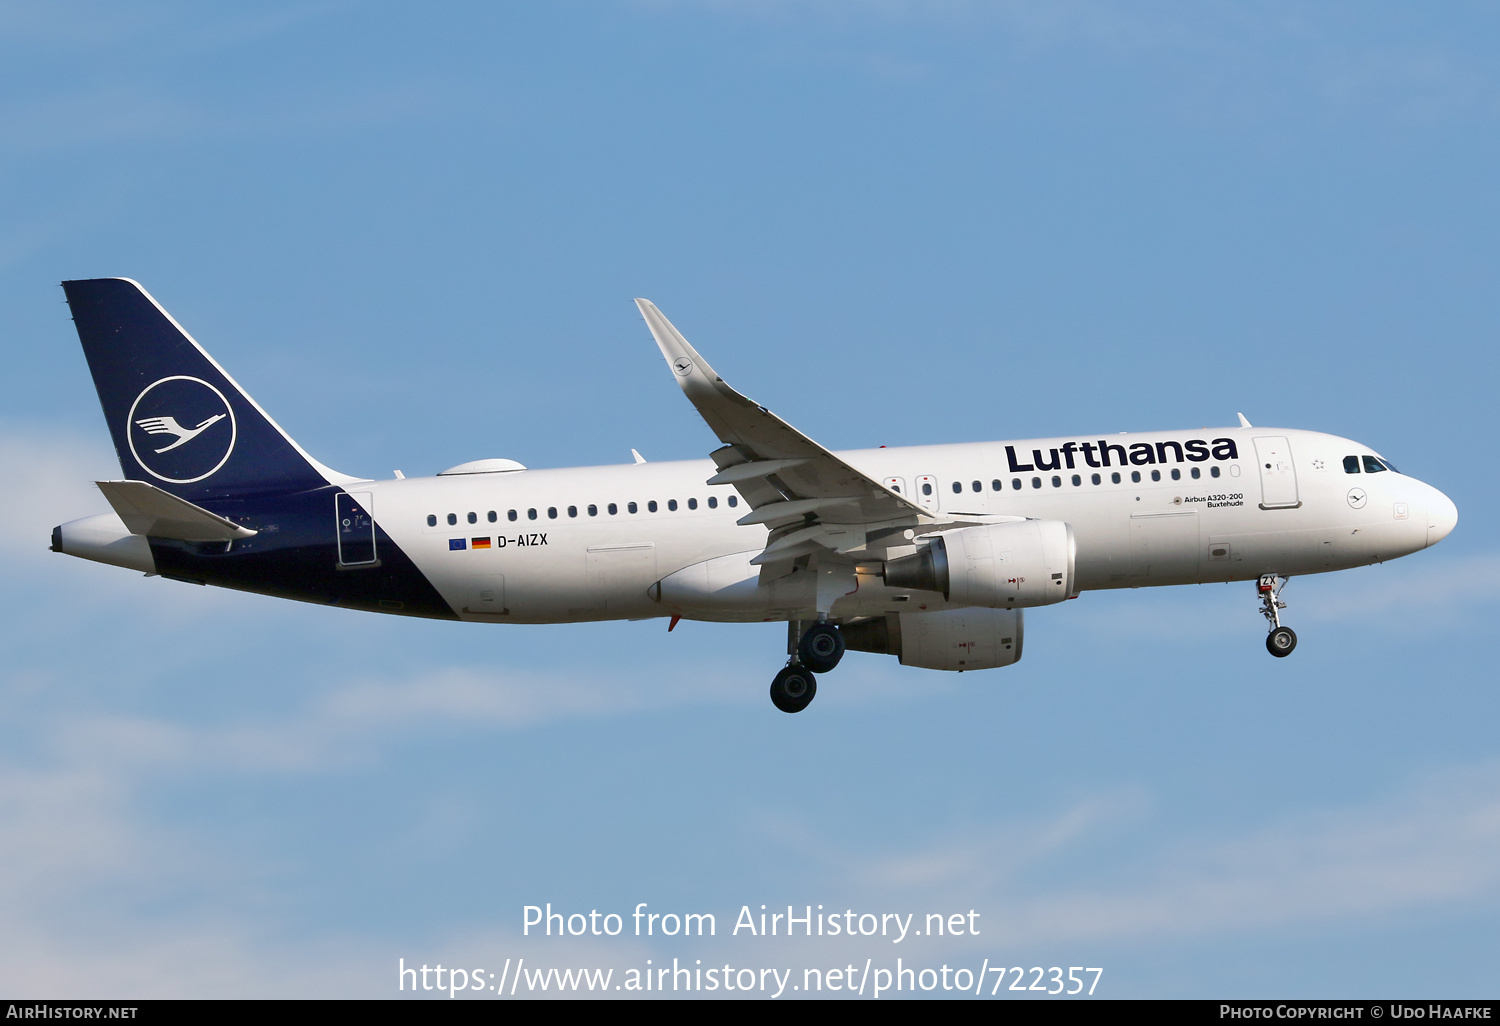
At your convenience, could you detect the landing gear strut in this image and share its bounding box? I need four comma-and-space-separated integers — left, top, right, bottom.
767, 620, 845, 712
1258, 574, 1297, 657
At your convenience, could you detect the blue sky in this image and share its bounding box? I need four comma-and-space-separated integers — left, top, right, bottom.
2, 1, 1498, 998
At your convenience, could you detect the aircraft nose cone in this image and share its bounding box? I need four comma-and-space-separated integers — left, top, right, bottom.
1427, 488, 1458, 547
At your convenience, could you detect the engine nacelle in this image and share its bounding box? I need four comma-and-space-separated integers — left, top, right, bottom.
884, 520, 1075, 609
843, 607, 1023, 671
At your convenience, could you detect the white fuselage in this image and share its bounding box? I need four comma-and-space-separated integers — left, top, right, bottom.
362, 427, 1455, 625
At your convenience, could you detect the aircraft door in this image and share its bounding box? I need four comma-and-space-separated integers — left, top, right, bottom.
882, 476, 907, 497
916, 475, 940, 512
336, 492, 377, 565
1253, 436, 1301, 509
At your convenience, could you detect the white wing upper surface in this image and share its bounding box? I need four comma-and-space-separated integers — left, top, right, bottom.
635, 299, 931, 565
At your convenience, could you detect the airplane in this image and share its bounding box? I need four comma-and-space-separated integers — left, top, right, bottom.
51, 278, 1459, 713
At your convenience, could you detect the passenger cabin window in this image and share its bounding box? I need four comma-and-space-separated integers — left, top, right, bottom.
707, 496, 718, 508
1091, 473, 1101, 485
1151, 470, 1161, 482
648, 500, 658, 512
1012, 478, 1022, 490
1111, 472, 1121, 484
728, 496, 738, 507
992, 479, 1002, 491
1052, 475, 1061, 487
467, 512, 477, 524
527, 508, 537, 520
952, 481, 961, 494
972, 480, 981, 492
1210, 466, 1221, 478
628, 502, 638, 513
1072, 474, 1082, 486
1344, 455, 1361, 474
1031, 477, 1041, 489
588, 504, 598, 516
1131, 471, 1141, 483
547, 507, 557, 519
1171, 468, 1181, 480
1363, 455, 1387, 474
508, 509, 518, 521
487, 511, 497, 522
1190, 467, 1200, 479
668, 499, 678, 511
447, 513, 457, 526
568, 506, 577, 518
426, 514, 436, 527
687, 498, 697, 510
608, 503, 618, 515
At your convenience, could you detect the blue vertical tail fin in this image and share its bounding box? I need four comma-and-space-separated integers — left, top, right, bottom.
62, 278, 349, 501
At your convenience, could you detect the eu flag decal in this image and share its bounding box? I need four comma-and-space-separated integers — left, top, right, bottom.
449, 538, 466, 551
471, 537, 491, 549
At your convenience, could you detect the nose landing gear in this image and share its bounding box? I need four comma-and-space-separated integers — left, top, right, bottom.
769, 620, 845, 713
1258, 575, 1297, 657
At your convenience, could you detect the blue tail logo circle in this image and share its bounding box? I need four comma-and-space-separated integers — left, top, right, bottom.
126, 376, 237, 484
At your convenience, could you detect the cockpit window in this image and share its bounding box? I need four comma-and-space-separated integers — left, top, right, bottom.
1380, 458, 1399, 474
1343, 455, 1360, 474
1362, 455, 1387, 474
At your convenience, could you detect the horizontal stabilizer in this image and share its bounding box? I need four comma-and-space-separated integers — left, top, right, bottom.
96, 480, 258, 542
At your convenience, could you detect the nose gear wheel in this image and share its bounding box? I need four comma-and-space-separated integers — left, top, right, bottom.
1257, 575, 1296, 658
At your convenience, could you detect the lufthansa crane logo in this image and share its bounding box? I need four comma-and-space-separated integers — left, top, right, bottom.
126, 376, 237, 484
672, 357, 693, 376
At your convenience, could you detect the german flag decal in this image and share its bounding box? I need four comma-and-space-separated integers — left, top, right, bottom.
471, 537, 492, 549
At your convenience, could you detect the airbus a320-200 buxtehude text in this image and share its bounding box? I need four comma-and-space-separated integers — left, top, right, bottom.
53, 280, 1458, 712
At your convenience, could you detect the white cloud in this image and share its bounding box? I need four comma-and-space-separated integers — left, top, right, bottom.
997, 761, 1500, 944
35, 662, 752, 777
0, 426, 120, 558
758, 759, 1500, 947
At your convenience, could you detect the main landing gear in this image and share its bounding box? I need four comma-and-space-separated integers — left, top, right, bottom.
1258, 574, 1297, 657
770, 664, 817, 714
769, 620, 845, 713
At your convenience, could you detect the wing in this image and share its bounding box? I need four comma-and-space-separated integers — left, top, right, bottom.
635, 299, 933, 568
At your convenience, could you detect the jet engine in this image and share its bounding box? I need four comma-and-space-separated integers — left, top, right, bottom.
842, 607, 1023, 671
883, 520, 1076, 608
